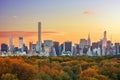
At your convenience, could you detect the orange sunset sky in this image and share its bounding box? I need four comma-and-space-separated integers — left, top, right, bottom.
1, 0, 120, 47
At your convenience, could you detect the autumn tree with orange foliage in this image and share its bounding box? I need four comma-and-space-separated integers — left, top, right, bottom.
1, 55, 120, 80
80, 68, 109, 80
0, 57, 37, 80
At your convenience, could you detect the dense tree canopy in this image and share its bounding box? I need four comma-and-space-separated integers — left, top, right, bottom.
0, 57, 37, 80
0, 55, 120, 80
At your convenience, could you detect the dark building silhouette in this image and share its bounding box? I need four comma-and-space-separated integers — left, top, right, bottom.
1, 43, 8, 52
60, 44, 63, 55
53, 41, 60, 56
83, 47, 88, 55
23, 44, 28, 53
115, 43, 120, 55
32, 44, 37, 53
13, 47, 19, 53
29, 42, 33, 51
98, 40, 102, 56
63, 41, 72, 52
106, 41, 112, 55
73, 44, 80, 55
92, 42, 98, 49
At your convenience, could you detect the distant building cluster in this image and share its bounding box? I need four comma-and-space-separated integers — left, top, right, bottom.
0, 22, 120, 56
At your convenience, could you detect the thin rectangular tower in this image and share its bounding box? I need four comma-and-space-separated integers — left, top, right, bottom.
38, 22, 41, 53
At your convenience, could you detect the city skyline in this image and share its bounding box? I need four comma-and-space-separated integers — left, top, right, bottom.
1, 0, 120, 46
0, 29, 115, 47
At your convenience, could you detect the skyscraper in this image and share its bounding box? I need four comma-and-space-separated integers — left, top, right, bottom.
62, 41, 72, 56
63, 41, 72, 52
29, 41, 33, 52
43, 40, 54, 56
37, 22, 41, 53
1, 43, 8, 52
53, 41, 60, 56
79, 39, 88, 49
19, 37, 23, 49
87, 33, 91, 47
9, 36, 13, 47
9, 36, 14, 52
102, 31, 107, 55
102, 31, 107, 47
73, 44, 80, 55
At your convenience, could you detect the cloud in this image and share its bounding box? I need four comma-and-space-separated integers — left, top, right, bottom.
0, 31, 37, 38
13, 16, 18, 18
0, 31, 64, 38
42, 31, 60, 34
43, 31, 64, 36
83, 11, 93, 15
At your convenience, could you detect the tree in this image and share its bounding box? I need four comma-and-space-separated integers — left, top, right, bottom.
57, 71, 71, 80
99, 59, 120, 80
0, 58, 37, 80
63, 66, 77, 80
1, 73, 18, 80
80, 68, 109, 80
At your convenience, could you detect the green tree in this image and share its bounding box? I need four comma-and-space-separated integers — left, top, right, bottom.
57, 71, 71, 80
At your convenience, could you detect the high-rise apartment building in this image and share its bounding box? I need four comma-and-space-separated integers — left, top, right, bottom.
102, 31, 107, 55
19, 37, 23, 49
79, 39, 88, 49
63, 41, 72, 52
38, 22, 42, 53
87, 33, 91, 46
9, 36, 14, 52
44, 40, 53, 56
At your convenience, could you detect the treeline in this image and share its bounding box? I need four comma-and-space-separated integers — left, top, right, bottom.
35, 56, 120, 80
0, 55, 120, 80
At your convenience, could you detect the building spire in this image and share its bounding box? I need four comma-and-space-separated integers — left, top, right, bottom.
103, 31, 107, 47
87, 33, 91, 46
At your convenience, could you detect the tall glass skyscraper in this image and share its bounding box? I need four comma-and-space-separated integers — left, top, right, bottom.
102, 31, 107, 55
38, 22, 41, 53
